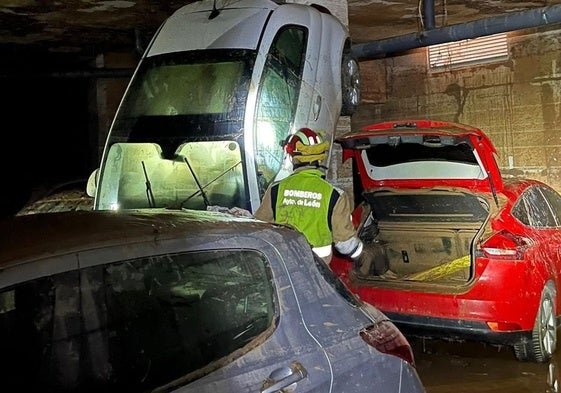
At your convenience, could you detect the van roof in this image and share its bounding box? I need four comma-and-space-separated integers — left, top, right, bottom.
147, 0, 279, 56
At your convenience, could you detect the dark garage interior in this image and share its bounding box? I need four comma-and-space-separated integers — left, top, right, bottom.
3, 74, 91, 212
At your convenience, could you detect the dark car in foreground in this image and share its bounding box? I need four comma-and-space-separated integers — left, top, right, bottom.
0, 208, 424, 392
331, 119, 561, 363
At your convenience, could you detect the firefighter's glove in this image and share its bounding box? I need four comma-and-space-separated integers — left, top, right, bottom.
354, 245, 389, 276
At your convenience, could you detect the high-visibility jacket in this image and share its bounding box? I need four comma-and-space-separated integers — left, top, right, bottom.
254, 167, 361, 261
274, 169, 335, 254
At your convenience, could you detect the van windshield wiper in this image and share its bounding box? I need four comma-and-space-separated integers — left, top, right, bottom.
182, 157, 211, 207
142, 161, 156, 207
178, 160, 242, 209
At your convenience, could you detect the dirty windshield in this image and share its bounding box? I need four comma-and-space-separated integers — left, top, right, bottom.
97, 50, 253, 210
0, 249, 275, 391
97, 141, 244, 210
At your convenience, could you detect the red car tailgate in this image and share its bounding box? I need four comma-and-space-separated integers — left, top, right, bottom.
336, 119, 503, 193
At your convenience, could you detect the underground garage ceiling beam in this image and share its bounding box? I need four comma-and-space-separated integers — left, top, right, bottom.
352, 4, 561, 61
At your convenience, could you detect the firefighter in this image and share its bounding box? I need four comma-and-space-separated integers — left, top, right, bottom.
254, 127, 366, 266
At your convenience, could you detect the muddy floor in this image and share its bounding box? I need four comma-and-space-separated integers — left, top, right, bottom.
410, 336, 559, 393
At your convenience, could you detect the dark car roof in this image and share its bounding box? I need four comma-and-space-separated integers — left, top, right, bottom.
0, 208, 283, 269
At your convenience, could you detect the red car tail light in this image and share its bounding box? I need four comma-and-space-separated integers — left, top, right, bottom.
360, 321, 416, 366
479, 231, 531, 260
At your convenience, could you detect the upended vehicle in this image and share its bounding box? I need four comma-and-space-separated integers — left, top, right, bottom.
86, 0, 360, 214
0, 208, 425, 392
331, 119, 561, 363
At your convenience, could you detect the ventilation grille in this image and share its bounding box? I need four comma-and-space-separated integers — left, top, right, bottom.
428, 33, 509, 70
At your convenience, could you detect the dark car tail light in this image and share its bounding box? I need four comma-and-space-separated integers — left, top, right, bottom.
479, 230, 531, 260
360, 321, 416, 366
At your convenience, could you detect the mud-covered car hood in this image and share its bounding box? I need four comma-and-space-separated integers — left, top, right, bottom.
336, 119, 503, 193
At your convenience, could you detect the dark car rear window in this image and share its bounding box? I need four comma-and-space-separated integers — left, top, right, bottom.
0, 249, 275, 392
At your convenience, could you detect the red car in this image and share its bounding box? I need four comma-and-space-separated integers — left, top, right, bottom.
331, 119, 561, 363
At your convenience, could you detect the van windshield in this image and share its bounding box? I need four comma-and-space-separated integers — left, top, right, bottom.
121, 52, 249, 116
97, 50, 254, 211
110, 49, 253, 154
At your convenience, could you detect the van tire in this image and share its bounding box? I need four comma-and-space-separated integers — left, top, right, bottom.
341, 53, 360, 116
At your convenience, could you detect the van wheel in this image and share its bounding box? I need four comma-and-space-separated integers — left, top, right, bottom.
514, 285, 557, 363
341, 53, 360, 116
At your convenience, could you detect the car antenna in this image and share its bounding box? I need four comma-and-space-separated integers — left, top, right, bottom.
182, 157, 211, 207
209, 0, 220, 19
141, 161, 156, 208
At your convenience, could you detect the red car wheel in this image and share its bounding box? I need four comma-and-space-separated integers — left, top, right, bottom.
514, 284, 557, 363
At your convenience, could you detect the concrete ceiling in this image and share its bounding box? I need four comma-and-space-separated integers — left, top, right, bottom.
349, 0, 561, 43
2, 0, 561, 69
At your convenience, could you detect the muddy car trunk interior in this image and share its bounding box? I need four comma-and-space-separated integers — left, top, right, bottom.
357, 189, 490, 283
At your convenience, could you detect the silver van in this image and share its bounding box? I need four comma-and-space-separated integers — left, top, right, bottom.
87, 0, 360, 213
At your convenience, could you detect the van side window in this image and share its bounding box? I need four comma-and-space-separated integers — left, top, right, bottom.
255, 27, 307, 196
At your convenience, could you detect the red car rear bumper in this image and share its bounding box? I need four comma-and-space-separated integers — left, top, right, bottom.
331, 256, 547, 342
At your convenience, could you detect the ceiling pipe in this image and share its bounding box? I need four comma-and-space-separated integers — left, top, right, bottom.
352, 4, 561, 61
423, 0, 435, 31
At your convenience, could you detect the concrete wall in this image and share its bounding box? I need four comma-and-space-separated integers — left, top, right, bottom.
348, 25, 561, 193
